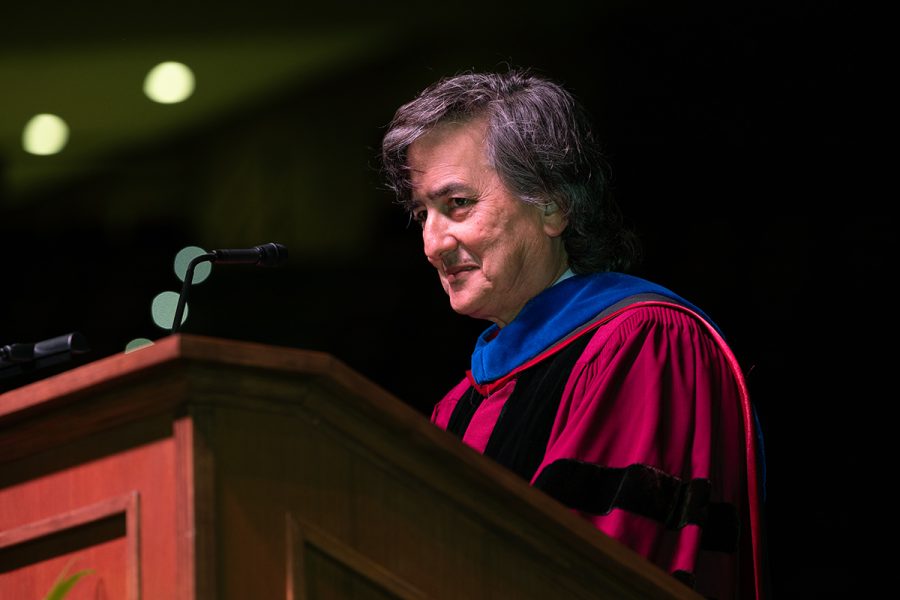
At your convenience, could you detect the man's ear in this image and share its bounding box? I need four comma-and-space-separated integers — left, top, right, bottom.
541, 202, 568, 237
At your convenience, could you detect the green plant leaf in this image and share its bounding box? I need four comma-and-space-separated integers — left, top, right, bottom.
43, 569, 93, 600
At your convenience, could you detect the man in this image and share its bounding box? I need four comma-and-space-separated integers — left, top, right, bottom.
382, 70, 766, 599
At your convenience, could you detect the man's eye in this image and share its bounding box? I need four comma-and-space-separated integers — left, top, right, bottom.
411, 210, 427, 226
450, 197, 473, 209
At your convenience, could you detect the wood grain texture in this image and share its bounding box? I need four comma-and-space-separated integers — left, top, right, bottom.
288, 514, 429, 600
174, 416, 198, 600
0, 492, 140, 599
175, 409, 217, 600
0, 429, 176, 598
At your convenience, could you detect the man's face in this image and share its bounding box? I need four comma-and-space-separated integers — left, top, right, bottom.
407, 119, 568, 327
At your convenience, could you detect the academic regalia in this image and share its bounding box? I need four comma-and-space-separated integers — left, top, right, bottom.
431, 273, 766, 600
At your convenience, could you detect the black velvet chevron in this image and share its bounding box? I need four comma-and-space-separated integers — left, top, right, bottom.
445, 332, 594, 481
533, 460, 740, 553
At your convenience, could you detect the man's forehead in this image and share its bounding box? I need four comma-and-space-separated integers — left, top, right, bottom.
407, 119, 491, 200
408, 119, 489, 164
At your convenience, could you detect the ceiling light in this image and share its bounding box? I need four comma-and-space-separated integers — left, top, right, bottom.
143, 61, 195, 104
22, 113, 69, 155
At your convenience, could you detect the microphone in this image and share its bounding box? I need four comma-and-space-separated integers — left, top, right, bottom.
211, 243, 288, 267
171, 242, 288, 332
1, 331, 90, 379
34, 331, 90, 358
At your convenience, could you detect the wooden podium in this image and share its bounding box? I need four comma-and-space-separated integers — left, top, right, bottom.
0, 335, 699, 599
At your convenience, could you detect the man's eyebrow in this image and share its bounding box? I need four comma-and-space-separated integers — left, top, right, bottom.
428, 182, 475, 200
410, 182, 477, 206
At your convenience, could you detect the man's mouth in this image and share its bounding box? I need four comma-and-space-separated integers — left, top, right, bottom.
444, 264, 478, 283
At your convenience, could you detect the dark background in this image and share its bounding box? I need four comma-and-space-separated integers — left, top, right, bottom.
1, 1, 882, 596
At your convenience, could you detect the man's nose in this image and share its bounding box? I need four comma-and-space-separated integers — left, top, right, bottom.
422, 214, 456, 263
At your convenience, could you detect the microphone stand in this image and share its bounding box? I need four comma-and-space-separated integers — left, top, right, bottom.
171, 252, 214, 333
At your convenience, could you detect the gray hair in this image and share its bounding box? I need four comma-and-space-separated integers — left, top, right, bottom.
381, 69, 639, 274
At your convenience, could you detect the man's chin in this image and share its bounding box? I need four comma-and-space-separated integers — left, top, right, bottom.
448, 295, 478, 318
449, 297, 496, 323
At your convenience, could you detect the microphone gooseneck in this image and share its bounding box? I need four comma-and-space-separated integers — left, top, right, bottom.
171, 251, 214, 333
170, 243, 288, 333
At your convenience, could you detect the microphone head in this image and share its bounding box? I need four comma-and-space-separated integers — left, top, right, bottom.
256, 242, 288, 267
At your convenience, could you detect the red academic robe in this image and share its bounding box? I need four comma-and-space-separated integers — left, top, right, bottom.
431, 302, 765, 600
